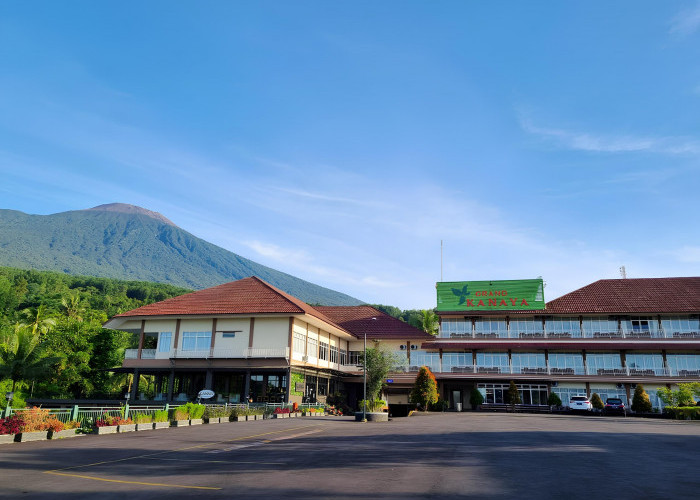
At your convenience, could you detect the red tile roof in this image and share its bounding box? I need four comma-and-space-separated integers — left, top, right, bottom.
114, 276, 344, 330
315, 305, 433, 340
438, 277, 700, 315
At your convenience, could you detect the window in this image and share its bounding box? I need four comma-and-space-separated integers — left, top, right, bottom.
339, 348, 347, 365
440, 319, 471, 337
442, 352, 471, 372
545, 317, 581, 337
582, 317, 619, 337
474, 318, 508, 338
410, 351, 440, 372
330, 345, 339, 364
476, 352, 509, 373
666, 354, 700, 375
586, 353, 622, 375
293, 331, 306, 354
181, 331, 211, 351
319, 341, 329, 361
318, 378, 328, 396
510, 352, 546, 373
307, 337, 318, 358
548, 352, 584, 374
509, 319, 543, 337
626, 353, 664, 375
621, 317, 659, 337
661, 316, 700, 336
348, 351, 363, 365
158, 332, 172, 353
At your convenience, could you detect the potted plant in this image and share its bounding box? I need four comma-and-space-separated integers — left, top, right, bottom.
0, 415, 23, 444
273, 407, 291, 419
171, 405, 190, 427
49, 419, 81, 439
470, 387, 484, 411
94, 414, 119, 434
134, 413, 154, 431
230, 408, 246, 422
547, 392, 562, 411
187, 403, 205, 425
153, 410, 170, 429
13, 407, 50, 442
115, 416, 135, 433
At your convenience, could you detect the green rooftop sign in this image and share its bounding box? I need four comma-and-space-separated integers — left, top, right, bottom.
436, 279, 545, 311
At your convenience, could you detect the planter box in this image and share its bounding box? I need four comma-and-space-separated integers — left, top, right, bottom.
171, 420, 190, 427
290, 413, 298, 418
135, 423, 154, 431
273, 413, 289, 419
354, 411, 388, 422
49, 429, 79, 439
205, 417, 221, 424
118, 424, 136, 433
190, 419, 203, 426
0, 434, 16, 444
94, 425, 118, 435
232, 416, 247, 422
15, 430, 49, 442
153, 421, 170, 429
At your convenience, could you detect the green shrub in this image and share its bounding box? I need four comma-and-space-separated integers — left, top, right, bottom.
470, 387, 484, 407
358, 399, 386, 412
410, 366, 439, 409
428, 398, 448, 412
153, 410, 168, 422
133, 413, 153, 424
665, 407, 700, 420
590, 393, 604, 410
631, 385, 653, 413
547, 392, 562, 407
506, 381, 521, 406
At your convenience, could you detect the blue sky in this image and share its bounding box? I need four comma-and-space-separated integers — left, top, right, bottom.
1, 1, 699, 309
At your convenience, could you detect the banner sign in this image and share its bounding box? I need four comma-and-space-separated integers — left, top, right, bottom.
436, 279, 545, 311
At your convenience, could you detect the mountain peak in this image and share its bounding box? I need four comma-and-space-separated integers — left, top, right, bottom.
85, 203, 177, 227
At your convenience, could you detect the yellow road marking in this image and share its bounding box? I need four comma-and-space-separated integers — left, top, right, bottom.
45, 471, 221, 490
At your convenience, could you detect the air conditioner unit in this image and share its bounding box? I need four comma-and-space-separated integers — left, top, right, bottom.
616, 383, 624, 389
399, 345, 406, 350
301, 355, 309, 362
410, 345, 417, 350
551, 381, 558, 387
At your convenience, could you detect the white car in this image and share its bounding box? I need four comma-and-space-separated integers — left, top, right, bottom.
569, 395, 593, 411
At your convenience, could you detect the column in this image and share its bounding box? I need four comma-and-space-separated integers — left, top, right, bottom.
167, 370, 175, 401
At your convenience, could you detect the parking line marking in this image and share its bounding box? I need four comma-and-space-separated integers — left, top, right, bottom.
45, 471, 222, 490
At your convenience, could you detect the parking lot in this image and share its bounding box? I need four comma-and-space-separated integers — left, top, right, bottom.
1, 412, 699, 499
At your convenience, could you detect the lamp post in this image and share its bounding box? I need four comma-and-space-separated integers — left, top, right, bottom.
362, 317, 377, 422
4, 392, 13, 418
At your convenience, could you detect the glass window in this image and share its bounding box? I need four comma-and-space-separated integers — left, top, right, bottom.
552, 386, 587, 407
319, 341, 329, 361
307, 337, 318, 358
545, 317, 581, 338
410, 350, 440, 372
474, 318, 508, 338
509, 319, 543, 337
339, 348, 347, 365
440, 319, 472, 337
181, 331, 211, 351
582, 317, 619, 337
661, 316, 700, 337
442, 352, 472, 373
548, 352, 584, 374
626, 353, 664, 375
476, 352, 509, 371
666, 354, 700, 375
330, 345, 339, 363
621, 317, 659, 337
586, 353, 623, 375
511, 352, 546, 373
158, 332, 172, 352
590, 386, 627, 405
293, 331, 306, 354
318, 378, 328, 396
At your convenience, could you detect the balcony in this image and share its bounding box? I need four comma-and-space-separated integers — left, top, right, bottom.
124, 347, 290, 360
439, 329, 700, 340
387, 363, 674, 378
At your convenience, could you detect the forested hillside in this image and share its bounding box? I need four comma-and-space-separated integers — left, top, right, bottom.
0, 205, 363, 306
0, 266, 191, 405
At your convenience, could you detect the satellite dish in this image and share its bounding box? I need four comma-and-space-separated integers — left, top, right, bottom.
198, 389, 215, 400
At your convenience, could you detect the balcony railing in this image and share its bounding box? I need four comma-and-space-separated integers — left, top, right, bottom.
384, 363, 674, 377
124, 347, 290, 360
439, 329, 700, 340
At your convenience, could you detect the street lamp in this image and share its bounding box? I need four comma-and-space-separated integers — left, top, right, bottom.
362, 317, 377, 422
4, 392, 13, 418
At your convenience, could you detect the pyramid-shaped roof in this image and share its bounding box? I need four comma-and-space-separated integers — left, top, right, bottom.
316, 305, 433, 340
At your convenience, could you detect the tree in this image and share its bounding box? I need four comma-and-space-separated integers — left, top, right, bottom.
506, 381, 521, 409
419, 310, 439, 336
470, 386, 484, 409
590, 393, 604, 410
357, 341, 404, 411
410, 366, 438, 409
21, 305, 56, 337
658, 383, 698, 408
631, 385, 652, 413
547, 391, 562, 407
0, 324, 59, 392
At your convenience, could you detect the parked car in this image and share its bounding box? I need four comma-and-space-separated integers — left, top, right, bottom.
604, 398, 626, 416
569, 395, 593, 411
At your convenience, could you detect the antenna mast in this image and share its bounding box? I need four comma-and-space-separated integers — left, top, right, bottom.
619, 266, 627, 279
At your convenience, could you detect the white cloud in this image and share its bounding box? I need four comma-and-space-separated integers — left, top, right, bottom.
520, 116, 700, 155
669, 2, 700, 37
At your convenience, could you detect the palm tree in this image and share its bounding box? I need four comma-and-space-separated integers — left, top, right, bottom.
21, 304, 57, 337
0, 323, 59, 392
61, 293, 85, 321
420, 310, 439, 336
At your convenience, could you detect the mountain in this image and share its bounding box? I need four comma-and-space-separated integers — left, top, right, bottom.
0, 204, 364, 306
